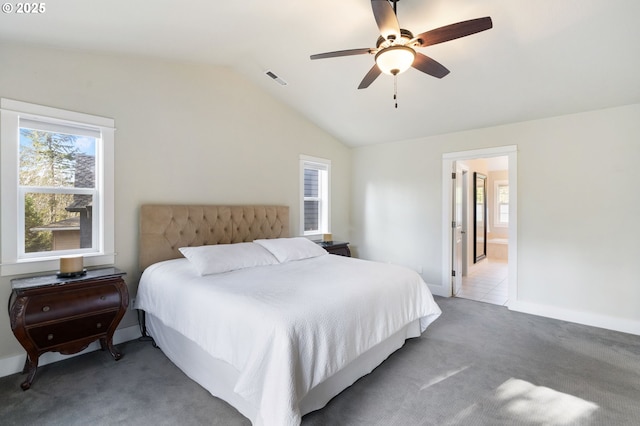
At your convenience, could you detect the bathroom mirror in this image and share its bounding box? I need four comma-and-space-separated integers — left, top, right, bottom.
474, 172, 487, 263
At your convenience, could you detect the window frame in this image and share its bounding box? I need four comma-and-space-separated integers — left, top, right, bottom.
493, 179, 509, 228
299, 155, 331, 237
1, 99, 115, 276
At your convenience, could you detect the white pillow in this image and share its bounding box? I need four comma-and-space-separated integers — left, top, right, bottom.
254, 237, 327, 263
179, 242, 278, 276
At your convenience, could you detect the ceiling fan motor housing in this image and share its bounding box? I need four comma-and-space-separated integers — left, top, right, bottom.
376, 29, 415, 48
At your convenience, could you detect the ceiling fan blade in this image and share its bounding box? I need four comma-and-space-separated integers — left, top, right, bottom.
310, 48, 373, 60
358, 64, 382, 89
415, 17, 493, 47
412, 53, 450, 78
371, 0, 400, 40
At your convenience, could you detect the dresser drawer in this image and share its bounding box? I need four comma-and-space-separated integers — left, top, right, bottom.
27, 311, 118, 350
24, 282, 122, 325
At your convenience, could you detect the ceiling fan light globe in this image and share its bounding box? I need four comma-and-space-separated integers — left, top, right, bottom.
375, 45, 416, 76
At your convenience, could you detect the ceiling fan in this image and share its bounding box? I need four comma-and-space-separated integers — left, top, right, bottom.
310, 0, 493, 90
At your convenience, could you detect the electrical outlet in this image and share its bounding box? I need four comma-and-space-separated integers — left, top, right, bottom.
130, 298, 136, 310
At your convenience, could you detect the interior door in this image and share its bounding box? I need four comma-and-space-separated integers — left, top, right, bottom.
452, 162, 464, 295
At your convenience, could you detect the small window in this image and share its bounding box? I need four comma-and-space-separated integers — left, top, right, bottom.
494, 180, 509, 227
300, 155, 331, 236
1, 99, 115, 275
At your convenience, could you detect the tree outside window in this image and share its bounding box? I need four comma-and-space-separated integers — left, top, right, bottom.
20, 129, 96, 253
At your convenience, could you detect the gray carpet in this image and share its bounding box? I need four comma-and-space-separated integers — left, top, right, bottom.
1, 297, 639, 425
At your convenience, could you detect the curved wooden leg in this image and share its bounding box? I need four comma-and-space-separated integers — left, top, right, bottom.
21, 354, 38, 391
100, 337, 122, 361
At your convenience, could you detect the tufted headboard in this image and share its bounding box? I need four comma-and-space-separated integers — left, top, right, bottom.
139, 204, 289, 271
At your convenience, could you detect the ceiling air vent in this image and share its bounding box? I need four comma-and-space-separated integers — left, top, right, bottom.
265, 70, 287, 86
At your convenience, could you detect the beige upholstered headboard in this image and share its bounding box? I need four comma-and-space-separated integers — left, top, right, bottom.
139, 205, 289, 270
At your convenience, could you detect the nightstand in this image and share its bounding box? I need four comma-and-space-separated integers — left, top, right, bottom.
9, 267, 128, 390
317, 241, 351, 257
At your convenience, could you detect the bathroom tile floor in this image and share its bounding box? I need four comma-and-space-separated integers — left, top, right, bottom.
456, 258, 508, 306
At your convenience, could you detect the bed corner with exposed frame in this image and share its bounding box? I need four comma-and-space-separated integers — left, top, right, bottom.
135, 204, 441, 426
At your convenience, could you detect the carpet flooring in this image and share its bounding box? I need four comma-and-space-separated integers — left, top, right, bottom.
1, 297, 639, 425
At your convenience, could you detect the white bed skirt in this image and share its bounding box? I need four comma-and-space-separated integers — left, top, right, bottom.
146, 313, 421, 424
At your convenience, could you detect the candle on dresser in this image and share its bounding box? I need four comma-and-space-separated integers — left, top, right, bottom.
59, 255, 83, 274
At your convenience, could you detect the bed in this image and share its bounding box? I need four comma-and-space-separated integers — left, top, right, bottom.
135, 204, 441, 426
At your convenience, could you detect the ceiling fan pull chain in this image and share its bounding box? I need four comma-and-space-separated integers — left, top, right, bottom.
394, 74, 398, 108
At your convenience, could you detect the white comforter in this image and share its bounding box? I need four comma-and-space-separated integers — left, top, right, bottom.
136, 254, 441, 426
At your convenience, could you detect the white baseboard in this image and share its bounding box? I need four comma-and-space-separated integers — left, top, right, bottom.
427, 283, 449, 298
429, 290, 640, 336
0, 324, 142, 379
509, 300, 640, 336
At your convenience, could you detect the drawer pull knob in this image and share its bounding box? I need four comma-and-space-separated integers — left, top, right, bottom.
42, 306, 50, 312
96, 323, 102, 328
47, 334, 54, 341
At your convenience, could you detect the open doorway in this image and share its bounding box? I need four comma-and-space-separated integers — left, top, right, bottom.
456, 156, 509, 305
442, 146, 517, 307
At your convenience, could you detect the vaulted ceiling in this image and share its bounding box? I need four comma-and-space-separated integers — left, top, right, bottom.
1, 0, 639, 146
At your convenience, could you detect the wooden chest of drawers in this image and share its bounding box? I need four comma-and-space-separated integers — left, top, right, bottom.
9, 268, 128, 390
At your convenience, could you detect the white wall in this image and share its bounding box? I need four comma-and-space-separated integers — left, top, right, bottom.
352, 103, 640, 334
0, 42, 351, 362
1, 40, 637, 370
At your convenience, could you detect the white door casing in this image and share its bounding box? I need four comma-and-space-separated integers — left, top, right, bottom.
452, 162, 464, 295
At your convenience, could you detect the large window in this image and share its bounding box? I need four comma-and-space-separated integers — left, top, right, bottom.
1, 99, 115, 275
300, 155, 330, 236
